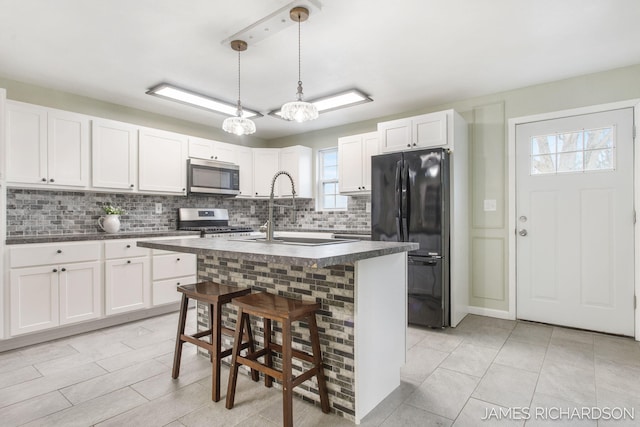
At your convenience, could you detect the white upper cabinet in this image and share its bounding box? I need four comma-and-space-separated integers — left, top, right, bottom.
138, 128, 187, 194
92, 119, 138, 190
6, 101, 89, 187
279, 145, 312, 198
378, 110, 448, 153
338, 131, 379, 194
235, 145, 253, 197
188, 137, 238, 164
252, 148, 281, 197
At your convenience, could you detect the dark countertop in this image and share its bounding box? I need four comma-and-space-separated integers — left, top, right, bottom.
5, 230, 200, 245
137, 237, 417, 268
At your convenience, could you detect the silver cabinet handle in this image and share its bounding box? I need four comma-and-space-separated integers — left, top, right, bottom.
518, 229, 528, 236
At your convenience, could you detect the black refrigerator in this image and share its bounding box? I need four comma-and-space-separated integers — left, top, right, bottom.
371, 148, 450, 327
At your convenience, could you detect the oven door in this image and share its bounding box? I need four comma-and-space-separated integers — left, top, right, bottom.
187, 159, 240, 195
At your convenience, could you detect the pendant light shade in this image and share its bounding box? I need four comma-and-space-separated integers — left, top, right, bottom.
222, 40, 256, 135
280, 7, 318, 123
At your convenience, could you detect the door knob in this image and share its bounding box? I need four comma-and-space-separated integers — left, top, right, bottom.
518, 229, 528, 236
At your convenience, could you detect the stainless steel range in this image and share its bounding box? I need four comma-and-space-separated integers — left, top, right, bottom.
177, 208, 256, 238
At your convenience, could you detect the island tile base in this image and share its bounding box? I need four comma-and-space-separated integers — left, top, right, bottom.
197, 254, 358, 421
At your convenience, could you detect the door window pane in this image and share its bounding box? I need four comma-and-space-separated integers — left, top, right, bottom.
529, 126, 615, 175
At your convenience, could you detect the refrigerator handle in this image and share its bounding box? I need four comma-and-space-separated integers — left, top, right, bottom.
395, 160, 403, 241
401, 160, 409, 241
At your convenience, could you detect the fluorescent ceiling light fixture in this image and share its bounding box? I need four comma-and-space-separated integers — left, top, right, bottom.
270, 89, 372, 118
146, 83, 262, 119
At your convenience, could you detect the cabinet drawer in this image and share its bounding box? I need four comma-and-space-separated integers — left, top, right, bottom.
10, 242, 101, 268
153, 275, 196, 306
153, 253, 196, 280
105, 239, 150, 259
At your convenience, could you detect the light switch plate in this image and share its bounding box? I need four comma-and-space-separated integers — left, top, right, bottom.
483, 199, 497, 212
155, 203, 162, 214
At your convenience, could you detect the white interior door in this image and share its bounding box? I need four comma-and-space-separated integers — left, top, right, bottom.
516, 108, 634, 336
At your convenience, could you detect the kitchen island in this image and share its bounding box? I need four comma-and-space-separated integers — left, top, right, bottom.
137, 237, 418, 424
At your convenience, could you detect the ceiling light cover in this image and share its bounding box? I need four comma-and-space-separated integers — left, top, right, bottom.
146, 84, 261, 119
222, 39, 256, 136
280, 7, 318, 123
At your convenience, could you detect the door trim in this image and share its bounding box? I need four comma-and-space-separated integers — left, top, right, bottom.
507, 99, 640, 340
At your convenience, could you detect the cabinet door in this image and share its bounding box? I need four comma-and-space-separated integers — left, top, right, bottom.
10, 265, 59, 335
139, 129, 187, 193
92, 119, 138, 190
5, 101, 48, 184
361, 132, 379, 191
213, 141, 238, 164
378, 117, 411, 153
338, 135, 365, 193
47, 109, 90, 187
59, 261, 101, 325
235, 146, 253, 197
188, 137, 214, 160
252, 149, 280, 197
105, 257, 150, 315
279, 145, 311, 198
413, 111, 448, 148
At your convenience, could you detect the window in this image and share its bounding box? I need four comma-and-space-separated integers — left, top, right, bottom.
530, 126, 615, 175
317, 148, 347, 210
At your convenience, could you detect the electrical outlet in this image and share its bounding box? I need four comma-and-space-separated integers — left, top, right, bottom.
155, 203, 162, 214
250, 205, 255, 214
365, 202, 371, 213
280, 206, 285, 214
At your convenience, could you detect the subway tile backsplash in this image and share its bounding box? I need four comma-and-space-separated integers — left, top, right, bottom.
5, 189, 370, 237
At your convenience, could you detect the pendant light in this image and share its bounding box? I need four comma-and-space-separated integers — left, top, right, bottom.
222, 40, 256, 135
280, 7, 318, 123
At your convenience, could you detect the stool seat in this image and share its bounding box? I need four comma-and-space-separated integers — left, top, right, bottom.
231, 291, 321, 320
226, 292, 330, 427
178, 282, 251, 303
172, 281, 258, 402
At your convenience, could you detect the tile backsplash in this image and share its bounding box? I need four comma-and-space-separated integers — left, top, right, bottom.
5, 189, 370, 237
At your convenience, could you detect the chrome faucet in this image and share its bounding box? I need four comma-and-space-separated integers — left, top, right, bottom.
264, 171, 296, 241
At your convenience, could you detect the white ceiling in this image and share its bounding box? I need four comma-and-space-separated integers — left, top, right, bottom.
1, 0, 639, 140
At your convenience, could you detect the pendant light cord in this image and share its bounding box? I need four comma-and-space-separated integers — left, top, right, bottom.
237, 48, 242, 113
297, 14, 302, 86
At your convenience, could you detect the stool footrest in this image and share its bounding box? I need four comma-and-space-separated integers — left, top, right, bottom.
191, 329, 213, 339
180, 334, 212, 350
292, 368, 319, 388
236, 355, 283, 381
268, 343, 316, 364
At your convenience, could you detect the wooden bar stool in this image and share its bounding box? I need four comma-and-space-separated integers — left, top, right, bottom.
225, 292, 330, 426
172, 281, 258, 402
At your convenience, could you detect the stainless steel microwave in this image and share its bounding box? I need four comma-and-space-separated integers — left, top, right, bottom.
187, 159, 240, 196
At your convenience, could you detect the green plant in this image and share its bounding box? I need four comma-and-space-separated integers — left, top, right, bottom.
102, 204, 126, 215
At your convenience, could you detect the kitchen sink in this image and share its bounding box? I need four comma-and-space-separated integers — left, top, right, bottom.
231, 236, 356, 246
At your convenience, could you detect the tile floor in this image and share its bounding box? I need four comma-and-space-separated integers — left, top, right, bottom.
1, 312, 640, 426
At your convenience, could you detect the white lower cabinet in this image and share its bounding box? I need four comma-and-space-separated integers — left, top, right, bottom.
58, 261, 101, 325
152, 252, 196, 306
104, 240, 151, 315
9, 242, 102, 336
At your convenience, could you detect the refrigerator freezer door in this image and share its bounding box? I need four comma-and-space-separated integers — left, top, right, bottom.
403, 149, 449, 257
408, 256, 448, 327
371, 152, 403, 242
